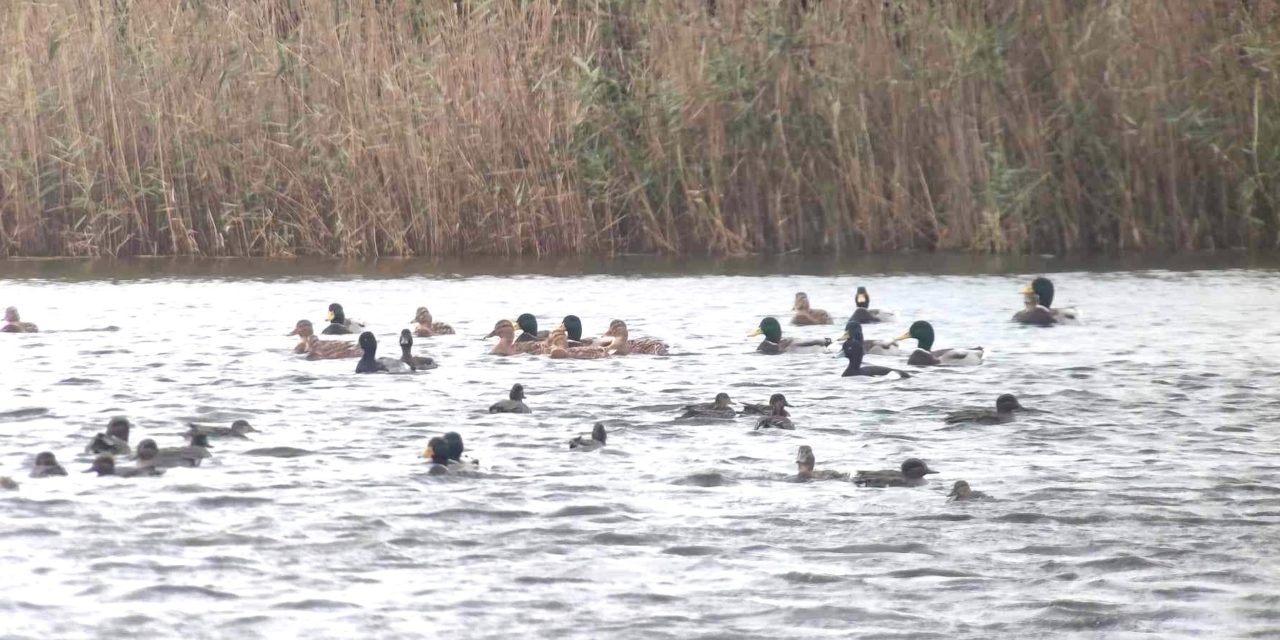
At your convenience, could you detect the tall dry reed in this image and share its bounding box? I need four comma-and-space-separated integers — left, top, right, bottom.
0, 0, 1276, 257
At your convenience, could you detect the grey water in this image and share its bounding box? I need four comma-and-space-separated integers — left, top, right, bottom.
2, 256, 1279, 639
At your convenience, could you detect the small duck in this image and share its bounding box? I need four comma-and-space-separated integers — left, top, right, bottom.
1022, 276, 1080, 323
137, 436, 211, 469
289, 320, 362, 359
86, 453, 163, 478
791, 293, 833, 325
398, 330, 439, 371
841, 321, 911, 378
600, 320, 669, 355
795, 446, 849, 480
679, 392, 736, 420
514, 313, 550, 343
546, 326, 610, 359
850, 287, 895, 324
186, 419, 257, 440
443, 432, 479, 468
754, 396, 795, 430
751, 317, 832, 354
484, 320, 540, 356
569, 423, 608, 451
1012, 290, 1057, 326
854, 458, 939, 487
0, 477, 16, 490
421, 436, 451, 475
1, 306, 38, 333
742, 393, 792, 415
947, 480, 991, 502
86, 417, 132, 455
355, 332, 411, 374
411, 307, 455, 337
561, 315, 594, 346
30, 451, 68, 478
489, 384, 532, 414
944, 394, 1024, 425
322, 303, 365, 335
895, 321, 984, 366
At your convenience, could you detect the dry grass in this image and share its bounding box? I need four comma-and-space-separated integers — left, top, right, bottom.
0, 0, 1276, 257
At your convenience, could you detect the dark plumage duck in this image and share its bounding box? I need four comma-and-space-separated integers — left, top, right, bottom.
947, 480, 991, 502
489, 384, 532, 414
754, 395, 795, 430
86, 417, 132, 455
850, 286, 895, 324
1012, 290, 1057, 326
411, 307, 455, 337
443, 431, 479, 468
137, 436, 211, 469
601, 319, 669, 355
290, 320, 362, 359
742, 393, 792, 415
895, 321, 984, 366
2, 306, 38, 333
1022, 277, 1080, 323
945, 394, 1024, 425
561, 315, 593, 346
752, 317, 832, 354
186, 420, 257, 440
421, 436, 451, 475
679, 392, 736, 420
514, 313, 550, 343
841, 321, 911, 378
854, 458, 938, 487
30, 452, 68, 478
796, 445, 849, 480
356, 332, 411, 373
398, 330, 439, 371
791, 293, 833, 325
87, 453, 163, 478
569, 423, 608, 451
485, 320, 540, 356
322, 303, 364, 335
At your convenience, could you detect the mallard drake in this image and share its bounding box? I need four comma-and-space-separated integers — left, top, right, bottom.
854, 458, 938, 487
398, 330, 439, 371
742, 393, 792, 415
795, 446, 849, 481
944, 394, 1024, 425
136, 436, 211, 469
322, 303, 365, 335
1022, 277, 1080, 323
895, 321, 984, 366
841, 321, 911, 378
850, 287, 895, 324
421, 436, 451, 475
514, 313, 550, 343
754, 395, 795, 430
289, 320, 362, 359
791, 293, 833, 325
355, 332, 412, 374
751, 317, 832, 354
86, 417, 132, 455
411, 307, 455, 337
443, 432, 479, 468
546, 326, 610, 359
186, 420, 257, 440
29, 452, 68, 478
569, 423, 607, 451
600, 320, 669, 355
485, 320, 540, 356
489, 384, 532, 414
679, 392, 736, 420
1012, 290, 1057, 326
86, 453, 163, 478
1, 306, 38, 333
947, 480, 991, 502
561, 315, 594, 346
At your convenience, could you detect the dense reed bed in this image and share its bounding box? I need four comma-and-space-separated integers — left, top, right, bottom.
0, 0, 1276, 257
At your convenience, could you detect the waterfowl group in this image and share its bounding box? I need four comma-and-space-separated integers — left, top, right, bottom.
355, 332, 411, 374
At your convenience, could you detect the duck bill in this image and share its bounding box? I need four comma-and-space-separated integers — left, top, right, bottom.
838, 332, 849, 341
1019, 285, 1034, 294
894, 332, 911, 341
422, 447, 434, 459
748, 328, 763, 337
924, 468, 939, 475
287, 328, 300, 336
326, 311, 335, 322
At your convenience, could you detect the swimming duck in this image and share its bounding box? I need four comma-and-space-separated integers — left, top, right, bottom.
443, 431, 479, 468
754, 395, 795, 430
1022, 277, 1080, 323
30, 451, 68, 478
356, 332, 412, 373
792, 293, 833, 325
751, 317, 832, 354
1012, 290, 1057, 326
679, 392, 736, 420
0, 477, 16, 490
322, 303, 365, 335
1, 306, 38, 333
485, 320, 540, 356
411, 307, 455, 337
944, 394, 1024, 425
841, 322, 911, 378
947, 480, 991, 502
514, 313, 550, 343
137, 436, 211, 469
854, 458, 938, 487
569, 423, 608, 451
742, 393, 792, 415
421, 436, 451, 475
489, 384, 532, 414
398, 330, 439, 371
546, 326, 610, 359
600, 320, 669, 355
895, 321, 984, 366
86, 417, 132, 455
86, 453, 163, 478
795, 446, 849, 481
561, 315, 594, 346
289, 320, 362, 359
850, 287, 895, 324
186, 420, 257, 440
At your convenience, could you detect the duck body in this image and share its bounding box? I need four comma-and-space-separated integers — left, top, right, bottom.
30, 452, 68, 478
2, 307, 38, 333
569, 423, 608, 451
1023, 277, 1080, 324
1012, 290, 1057, 326
87, 454, 163, 478
752, 317, 831, 354
561, 316, 595, 347
514, 314, 550, 343
854, 458, 938, 488
755, 413, 795, 430
136, 437, 211, 469
841, 322, 911, 378
186, 420, 257, 440
679, 393, 736, 420
948, 480, 991, 501
850, 287, 895, 324
398, 330, 439, 371
945, 394, 1024, 425
442, 432, 480, 469
896, 321, 983, 366
795, 446, 849, 480
546, 326, 610, 359
490, 384, 532, 414
599, 320, 669, 356
355, 332, 411, 373
290, 320, 362, 359
791, 293, 833, 326
86, 417, 132, 455
741, 393, 792, 416
411, 307, 455, 337
321, 303, 365, 335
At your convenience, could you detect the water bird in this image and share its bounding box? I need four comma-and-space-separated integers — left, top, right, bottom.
850, 286, 894, 324
289, 320, 361, 359
422, 436, 451, 475
792, 292, 833, 325
854, 458, 939, 487
944, 394, 1025, 425
398, 330, 439, 371
356, 332, 411, 373
1012, 290, 1057, 326
1021, 277, 1080, 323
86, 417, 132, 455
30, 452, 68, 478
136, 437, 211, 469
841, 321, 911, 378
322, 303, 365, 335
600, 319, 669, 355
86, 453, 163, 478
754, 396, 795, 430
546, 325, 610, 359
411, 306, 454, 337
186, 419, 257, 440
742, 393, 792, 415
489, 384, 532, 414
0, 477, 16, 490
679, 393, 736, 420
561, 315, 594, 346
443, 432, 479, 468
751, 317, 832, 354
514, 313, 549, 343
895, 321, 984, 366
795, 446, 848, 480
1, 306, 38, 333
947, 480, 991, 502
485, 320, 539, 356
569, 423, 607, 451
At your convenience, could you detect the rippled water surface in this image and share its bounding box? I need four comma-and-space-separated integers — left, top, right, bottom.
2, 258, 1280, 639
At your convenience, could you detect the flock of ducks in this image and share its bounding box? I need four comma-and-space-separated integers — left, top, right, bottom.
2, 277, 1077, 501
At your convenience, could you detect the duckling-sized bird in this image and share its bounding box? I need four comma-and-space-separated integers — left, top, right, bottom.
0, 477, 16, 490
850, 287, 895, 324
742, 393, 793, 415
854, 458, 938, 487
569, 423, 608, 451
29, 452, 68, 478
398, 330, 439, 371
561, 315, 594, 346
545, 326, 610, 359
411, 307, 455, 337
137, 437, 211, 469
841, 321, 911, 378
944, 394, 1024, 425
1, 306, 38, 333
947, 480, 991, 502
86, 417, 132, 455
356, 332, 412, 374
421, 436, 452, 475
679, 392, 736, 420
600, 320, 669, 355
322, 303, 365, 335
485, 320, 541, 356
795, 446, 849, 480
86, 453, 163, 478
1022, 277, 1080, 323
443, 432, 479, 468
751, 317, 832, 354
489, 384, 532, 414
895, 321, 984, 366
514, 313, 550, 343
1012, 290, 1057, 326
792, 293, 833, 325
289, 320, 362, 359
186, 419, 257, 440
754, 396, 795, 430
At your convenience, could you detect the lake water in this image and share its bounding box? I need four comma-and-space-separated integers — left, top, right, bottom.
2, 256, 1279, 639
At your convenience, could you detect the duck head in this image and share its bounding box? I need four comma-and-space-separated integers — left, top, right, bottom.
901, 458, 938, 479
412, 307, 433, 325
107, 417, 131, 442
327, 303, 347, 324
840, 321, 865, 367
485, 319, 515, 340
399, 329, 415, 353
1023, 277, 1055, 308
948, 480, 972, 501
34, 451, 60, 468
423, 436, 450, 464
288, 319, 315, 338
895, 321, 935, 351
136, 439, 159, 462
509, 384, 526, 401
855, 287, 870, 309
230, 420, 257, 435
5, 306, 20, 322
87, 455, 115, 476
796, 445, 816, 478
590, 423, 607, 444
562, 315, 584, 342
515, 313, 538, 337
996, 394, 1023, 414
444, 432, 465, 460
712, 392, 731, 409
793, 292, 812, 312
358, 331, 378, 357
840, 319, 865, 343
751, 317, 783, 343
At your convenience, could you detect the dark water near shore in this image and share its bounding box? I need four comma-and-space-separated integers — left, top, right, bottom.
2, 256, 1279, 639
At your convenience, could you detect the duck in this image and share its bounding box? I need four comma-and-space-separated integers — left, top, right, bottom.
355, 332, 412, 373
0, 477, 16, 490
850, 286, 895, 324
1, 306, 38, 333
443, 432, 479, 468
411, 306, 455, 337
1022, 277, 1080, 323
30, 451, 68, 478
791, 293, 833, 325
136, 436, 211, 469
754, 395, 795, 430
86, 453, 163, 478
1012, 290, 1057, 326
947, 480, 991, 502
489, 384, 532, 414
569, 423, 608, 451
751, 317, 832, 354
741, 393, 792, 415
322, 303, 365, 335
514, 313, 550, 343
795, 446, 849, 481
186, 419, 257, 440
561, 315, 594, 346
944, 394, 1024, 425
421, 436, 452, 475
854, 458, 938, 487
86, 417, 132, 455
841, 321, 911, 378
484, 320, 540, 356
678, 392, 736, 420
398, 330, 439, 371
600, 320, 669, 355
895, 321, 984, 366
545, 326, 610, 359
289, 320, 362, 359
